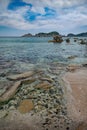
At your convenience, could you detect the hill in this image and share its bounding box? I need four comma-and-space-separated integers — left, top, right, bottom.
22, 31, 60, 37
67, 32, 87, 37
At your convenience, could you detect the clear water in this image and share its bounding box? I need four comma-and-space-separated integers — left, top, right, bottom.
0, 37, 87, 73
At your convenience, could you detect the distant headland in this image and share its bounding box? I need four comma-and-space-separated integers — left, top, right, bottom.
22, 31, 87, 37
22, 31, 60, 37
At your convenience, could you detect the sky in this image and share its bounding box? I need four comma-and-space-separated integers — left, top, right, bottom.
0, 0, 87, 36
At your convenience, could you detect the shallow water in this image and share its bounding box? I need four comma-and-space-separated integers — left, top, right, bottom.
0, 37, 87, 74
0, 37, 87, 130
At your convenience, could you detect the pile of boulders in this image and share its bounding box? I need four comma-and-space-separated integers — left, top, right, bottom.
48, 35, 63, 43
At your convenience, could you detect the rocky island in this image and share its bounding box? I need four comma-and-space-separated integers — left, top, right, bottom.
67, 32, 87, 37
22, 31, 61, 37
22, 31, 87, 37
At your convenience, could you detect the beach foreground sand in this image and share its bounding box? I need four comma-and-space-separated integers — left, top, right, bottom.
63, 67, 87, 130
0, 65, 87, 130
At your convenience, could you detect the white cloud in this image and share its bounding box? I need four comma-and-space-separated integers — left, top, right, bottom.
0, 0, 87, 34
0, 0, 10, 11
23, 0, 87, 12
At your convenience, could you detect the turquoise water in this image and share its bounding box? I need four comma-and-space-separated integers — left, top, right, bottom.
0, 37, 87, 74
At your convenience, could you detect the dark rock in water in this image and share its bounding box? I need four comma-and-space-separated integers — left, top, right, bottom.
48, 35, 63, 43
80, 39, 87, 44
66, 38, 70, 43
67, 55, 77, 60
74, 39, 77, 42
82, 63, 87, 67
53, 35, 63, 43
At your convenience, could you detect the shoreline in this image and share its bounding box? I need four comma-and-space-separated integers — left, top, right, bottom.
63, 67, 87, 130
0, 63, 87, 130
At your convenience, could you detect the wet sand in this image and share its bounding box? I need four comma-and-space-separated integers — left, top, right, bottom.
63, 67, 87, 130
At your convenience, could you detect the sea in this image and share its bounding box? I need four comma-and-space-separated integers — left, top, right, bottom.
0, 36, 87, 75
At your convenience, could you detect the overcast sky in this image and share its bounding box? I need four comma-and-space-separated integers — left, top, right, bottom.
0, 0, 87, 36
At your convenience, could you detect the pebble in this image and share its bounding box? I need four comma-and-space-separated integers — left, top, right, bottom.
0, 110, 8, 118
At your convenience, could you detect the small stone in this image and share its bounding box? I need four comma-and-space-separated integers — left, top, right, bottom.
0, 110, 8, 118
49, 89, 54, 94
23, 89, 28, 95
37, 101, 42, 105
45, 104, 48, 108
9, 106, 15, 110
66, 127, 69, 130
8, 100, 17, 106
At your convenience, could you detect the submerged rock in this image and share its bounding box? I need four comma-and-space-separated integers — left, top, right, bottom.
67, 55, 77, 60
66, 64, 81, 72
7, 71, 35, 81
21, 78, 36, 84
39, 77, 53, 83
18, 99, 34, 114
66, 38, 70, 43
0, 81, 21, 103
35, 82, 52, 90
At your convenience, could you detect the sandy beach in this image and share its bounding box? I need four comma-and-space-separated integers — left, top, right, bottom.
63, 67, 87, 130
0, 63, 87, 130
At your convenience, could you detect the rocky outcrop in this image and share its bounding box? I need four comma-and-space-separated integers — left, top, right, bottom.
48, 35, 63, 43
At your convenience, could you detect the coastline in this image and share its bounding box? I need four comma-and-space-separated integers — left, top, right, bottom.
0, 36, 87, 129
63, 66, 87, 130
0, 62, 87, 130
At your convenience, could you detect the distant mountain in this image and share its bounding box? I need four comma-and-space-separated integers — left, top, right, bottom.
35, 31, 59, 37
22, 31, 60, 37
76, 32, 87, 37
67, 32, 87, 37
22, 32, 87, 37
67, 33, 75, 37
22, 33, 32, 37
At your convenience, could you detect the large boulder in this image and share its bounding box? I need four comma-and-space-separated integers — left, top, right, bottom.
48, 35, 63, 43
53, 35, 63, 43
